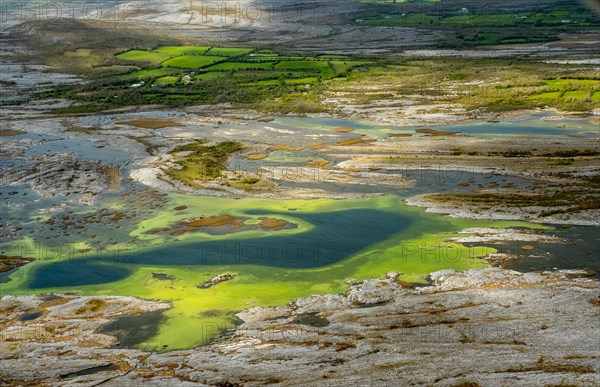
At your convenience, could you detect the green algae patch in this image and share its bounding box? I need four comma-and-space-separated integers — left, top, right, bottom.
3, 194, 549, 351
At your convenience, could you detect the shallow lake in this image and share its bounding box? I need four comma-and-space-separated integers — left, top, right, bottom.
1, 113, 598, 350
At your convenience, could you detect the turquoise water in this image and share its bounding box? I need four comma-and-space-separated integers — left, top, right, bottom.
273, 112, 599, 138
28, 208, 411, 288
1, 112, 598, 350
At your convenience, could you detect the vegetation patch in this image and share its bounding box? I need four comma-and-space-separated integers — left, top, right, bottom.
416, 128, 460, 136
327, 58, 599, 114
145, 215, 296, 236
244, 153, 269, 160
0, 130, 26, 136
116, 120, 182, 129
275, 60, 334, 78
163, 140, 244, 185
429, 190, 600, 217
335, 126, 357, 133
0, 255, 34, 273
204, 47, 254, 57
258, 217, 290, 230
162, 55, 226, 69
292, 312, 330, 327
127, 68, 177, 80
205, 62, 275, 71
359, 1, 599, 48
116, 50, 171, 64
13, 26, 596, 115
271, 144, 307, 151
337, 137, 375, 146
184, 215, 245, 228
65, 126, 99, 134
74, 299, 107, 314
155, 76, 180, 86
194, 72, 228, 81
154, 46, 209, 55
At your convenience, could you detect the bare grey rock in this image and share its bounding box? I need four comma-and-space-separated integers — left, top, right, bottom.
1, 269, 599, 386
0, 154, 120, 203
347, 278, 409, 305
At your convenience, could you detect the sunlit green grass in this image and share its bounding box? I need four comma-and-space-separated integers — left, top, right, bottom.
194, 72, 229, 81
330, 60, 371, 75
546, 79, 599, 90
275, 61, 334, 78
154, 46, 210, 55
126, 68, 178, 79
285, 77, 319, 85
155, 76, 179, 86
530, 91, 561, 101
116, 50, 171, 64
205, 62, 275, 71
162, 55, 226, 69
204, 47, 254, 57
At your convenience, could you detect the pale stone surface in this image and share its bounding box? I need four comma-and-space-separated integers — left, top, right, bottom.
1, 268, 599, 386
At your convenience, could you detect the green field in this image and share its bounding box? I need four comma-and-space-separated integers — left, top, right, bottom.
363, 11, 599, 28
242, 77, 319, 87
116, 50, 171, 64
113, 46, 360, 88
49, 42, 599, 115
285, 77, 319, 85
275, 61, 334, 78
359, 2, 600, 48
127, 68, 178, 79
242, 79, 281, 86
154, 46, 209, 55
162, 55, 226, 69
529, 78, 600, 104
204, 47, 254, 57
233, 71, 280, 79
155, 76, 179, 86
546, 79, 599, 90
275, 60, 326, 70
205, 62, 275, 71
330, 61, 370, 75
194, 72, 229, 81
563, 90, 589, 100
530, 91, 561, 101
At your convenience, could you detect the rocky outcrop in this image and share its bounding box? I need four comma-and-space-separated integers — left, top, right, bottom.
1, 268, 599, 386
0, 255, 34, 273
197, 273, 236, 289
1, 154, 120, 203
